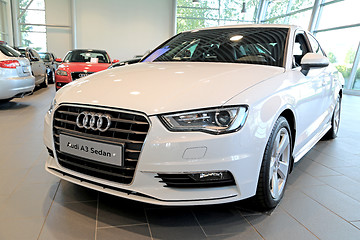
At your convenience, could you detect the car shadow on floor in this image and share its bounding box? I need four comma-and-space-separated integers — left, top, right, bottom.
0, 101, 30, 110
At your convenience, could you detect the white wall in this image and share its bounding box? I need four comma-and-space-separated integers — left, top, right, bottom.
45, 0, 175, 61
45, 0, 72, 58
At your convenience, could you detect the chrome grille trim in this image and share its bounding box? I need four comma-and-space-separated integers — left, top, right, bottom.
52, 104, 150, 184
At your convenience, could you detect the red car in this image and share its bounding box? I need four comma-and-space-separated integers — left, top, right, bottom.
55, 49, 118, 90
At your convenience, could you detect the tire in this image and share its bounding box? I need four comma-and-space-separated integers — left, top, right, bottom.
255, 116, 292, 210
49, 69, 55, 84
324, 96, 341, 139
40, 73, 48, 88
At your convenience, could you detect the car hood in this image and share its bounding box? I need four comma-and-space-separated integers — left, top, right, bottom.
58, 62, 110, 73
56, 62, 284, 115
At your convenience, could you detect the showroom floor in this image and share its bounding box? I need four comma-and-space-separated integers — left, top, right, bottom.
0, 86, 360, 240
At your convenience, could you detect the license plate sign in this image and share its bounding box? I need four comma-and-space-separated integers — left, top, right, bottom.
59, 134, 123, 166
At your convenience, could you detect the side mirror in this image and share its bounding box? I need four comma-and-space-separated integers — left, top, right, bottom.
112, 59, 120, 63
55, 58, 62, 63
301, 53, 329, 75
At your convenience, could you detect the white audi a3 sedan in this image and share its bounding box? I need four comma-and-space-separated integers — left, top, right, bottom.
44, 25, 343, 209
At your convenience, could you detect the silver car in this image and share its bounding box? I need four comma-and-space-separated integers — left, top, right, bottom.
0, 41, 35, 103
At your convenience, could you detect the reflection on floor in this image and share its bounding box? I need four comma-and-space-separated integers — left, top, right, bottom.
0, 86, 360, 240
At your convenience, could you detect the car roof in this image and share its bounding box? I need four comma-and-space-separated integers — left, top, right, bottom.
69, 49, 108, 53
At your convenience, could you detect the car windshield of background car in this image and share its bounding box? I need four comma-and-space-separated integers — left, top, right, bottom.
143, 28, 288, 67
64, 51, 110, 63
39, 53, 51, 62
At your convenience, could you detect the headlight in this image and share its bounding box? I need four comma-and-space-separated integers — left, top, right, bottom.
160, 106, 248, 134
48, 98, 57, 114
56, 70, 68, 76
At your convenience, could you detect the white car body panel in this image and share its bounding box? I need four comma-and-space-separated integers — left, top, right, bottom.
43, 25, 343, 205
56, 62, 284, 115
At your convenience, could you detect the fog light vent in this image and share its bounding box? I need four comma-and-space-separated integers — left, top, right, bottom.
46, 147, 54, 157
156, 171, 235, 188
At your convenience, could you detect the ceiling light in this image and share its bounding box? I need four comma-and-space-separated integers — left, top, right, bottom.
230, 35, 243, 41
241, 1, 246, 13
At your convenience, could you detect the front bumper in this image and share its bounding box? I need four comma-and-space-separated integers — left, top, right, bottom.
0, 75, 35, 99
55, 74, 71, 90
44, 109, 266, 206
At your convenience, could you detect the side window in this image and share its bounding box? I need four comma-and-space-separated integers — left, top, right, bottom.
307, 34, 326, 56
293, 33, 310, 68
32, 50, 41, 59
28, 49, 36, 59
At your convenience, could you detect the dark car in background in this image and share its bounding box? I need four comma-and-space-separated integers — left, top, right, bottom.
39, 52, 59, 84
14, 47, 48, 88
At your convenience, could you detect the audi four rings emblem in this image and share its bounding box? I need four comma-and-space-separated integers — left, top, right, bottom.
76, 111, 112, 132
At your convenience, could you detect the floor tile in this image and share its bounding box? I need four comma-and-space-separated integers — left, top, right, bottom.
318, 175, 360, 202
193, 205, 259, 237
352, 221, 360, 230
245, 207, 317, 240
332, 167, 360, 183
97, 193, 147, 228
286, 167, 325, 189
0, 168, 28, 196
146, 207, 206, 240
301, 184, 360, 221
24, 161, 60, 184
0, 217, 44, 240
38, 200, 97, 240
0, 181, 59, 219
281, 192, 360, 239
96, 224, 151, 240
304, 149, 357, 168
295, 156, 341, 177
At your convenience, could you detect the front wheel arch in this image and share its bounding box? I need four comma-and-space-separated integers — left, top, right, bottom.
255, 116, 293, 210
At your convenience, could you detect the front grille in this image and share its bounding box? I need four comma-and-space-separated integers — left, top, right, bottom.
71, 72, 94, 81
53, 104, 150, 184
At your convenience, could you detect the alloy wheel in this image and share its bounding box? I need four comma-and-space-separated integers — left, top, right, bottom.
269, 127, 290, 200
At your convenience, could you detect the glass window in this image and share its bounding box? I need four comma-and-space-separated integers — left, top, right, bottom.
144, 27, 289, 67
353, 64, 360, 90
39, 52, 52, 62
293, 33, 311, 67
317, 0, 360, 30
176, 0, 259, 33
316, 27, 360, 88
287, 10, 312, 30
19, 0, 46, 51
307, 33, 325, 56
290, 0, 315, 11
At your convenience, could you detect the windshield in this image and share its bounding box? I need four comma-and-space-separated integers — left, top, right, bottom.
63, 50, 110, 63
143, 28, 288, 67
0, 44, 21, 57
39, 53, 51, 62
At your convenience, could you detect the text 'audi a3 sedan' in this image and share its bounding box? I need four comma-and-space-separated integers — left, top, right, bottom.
54, 49, 118, 90
0, 41, 35, 103
44, 25, 343, 209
